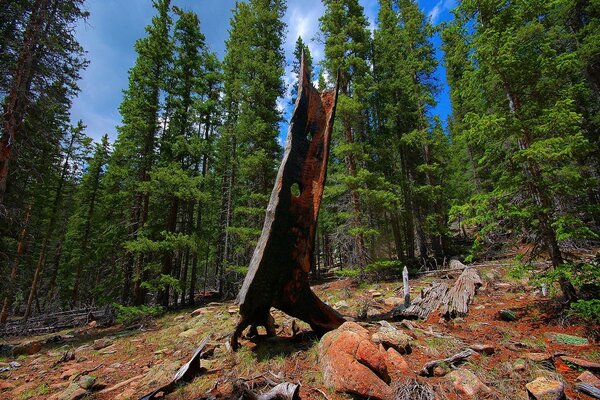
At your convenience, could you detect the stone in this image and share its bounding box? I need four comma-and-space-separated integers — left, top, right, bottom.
333, 300, 349, 310
513, 359, 527, 371
576, 371, 600, 389
12, 341, 42, 356
98, 345, 117, 355
371, 329, 412, 354
178, 328, 200, 338
385, 348, 414, 382
560, 356, 600, 371
384, 297, 403, 307
446, 368, 491, 397
499, 309, 518, 321
433, 365, 449, 377
61, 367, 79, 380
470, 344, 495, 355
92, 338, 113, 350
525, 377, 565, 400
88, 320, 97, 328
12, 382, 39, 396
0, 381, 15, 391
372, 291, 383, 298
191, 307, 213, 317
524, 353, 552, 363
78, 375, 96, 390
319, 322, 392, 400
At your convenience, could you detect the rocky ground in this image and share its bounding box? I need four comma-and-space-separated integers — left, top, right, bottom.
0, 264, 598, 400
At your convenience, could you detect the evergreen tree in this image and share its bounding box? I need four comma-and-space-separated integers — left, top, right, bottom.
217, 0, 286, 293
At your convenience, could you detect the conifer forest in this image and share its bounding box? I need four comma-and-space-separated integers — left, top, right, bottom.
0, 1, 599, 399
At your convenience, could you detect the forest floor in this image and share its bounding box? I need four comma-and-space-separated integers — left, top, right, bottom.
0, 263, 598, 400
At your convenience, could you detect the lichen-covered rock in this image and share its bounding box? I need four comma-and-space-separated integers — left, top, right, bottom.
319, 322, 393, 400
525, 377, 565, 400
371, 328, 412, 354
446, 368, 491, 397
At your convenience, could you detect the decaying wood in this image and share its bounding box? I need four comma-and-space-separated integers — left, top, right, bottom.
394, 282, 449, 320
231, 54, 344, 349
233, 380, 300, 400
393, 266, 482, 320
575, 383, 600, 399
420, 349, 476, 376
441, 268, 482, 319
139, 336, 209, 400
1, 306, 114, 337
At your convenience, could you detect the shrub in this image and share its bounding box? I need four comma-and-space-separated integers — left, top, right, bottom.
113, 304, 164, 324
570, 299, 600, 323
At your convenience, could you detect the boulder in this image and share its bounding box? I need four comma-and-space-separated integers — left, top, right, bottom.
470, 344, 495, 355
78, 375, 95, 390
384, 347, 413, 382
92, 338, 113, 350
525, 377, 565, 400
319, 322, 393, 399
446, 368, 491, 398
371, 328, 412, 354
12, 341, 42, 356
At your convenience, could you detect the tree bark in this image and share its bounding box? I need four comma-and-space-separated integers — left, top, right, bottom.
231, 56, 344, 349
0, 0, 52, 202
1, 204, 32, 323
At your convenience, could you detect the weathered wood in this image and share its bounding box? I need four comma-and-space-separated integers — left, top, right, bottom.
231, 54, 344, 349
441, 267, 482, 319
393, 282, 449, 320
233, 380, 300, 400
1, 306, 114, 337
139, 337, 209, 400
402, 266, 410, 306
420, 349, 476, 376
575, 383, 600, 399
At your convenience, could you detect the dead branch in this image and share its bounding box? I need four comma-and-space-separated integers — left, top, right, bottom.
420, 349, 476, 376
440, 268, 482, 319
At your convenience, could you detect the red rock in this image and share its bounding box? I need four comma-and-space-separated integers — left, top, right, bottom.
319, 322, 392, 400
560, 356, 600, 371
0, 381, 15, 390
385, 348, 414, 382
526, 377, 564, 400
446, 368, 491, 397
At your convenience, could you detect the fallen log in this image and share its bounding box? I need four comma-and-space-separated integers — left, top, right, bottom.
441, 268, 482, 319
420, 349, 476, 376
233, 380, 300, 400
575, 383, 600, 399
231, 54, 344, 349
393, 282, 449, 320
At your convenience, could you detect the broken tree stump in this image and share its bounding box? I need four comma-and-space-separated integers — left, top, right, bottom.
231, 54, 344, 350
441, 267, 482, 319
392, 264, 482, 320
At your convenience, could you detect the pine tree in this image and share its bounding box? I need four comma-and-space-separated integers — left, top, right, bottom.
320, 0, 372, 269
217, 0, 286, 293
108, 0, 173, 305
66, 134, 110, 306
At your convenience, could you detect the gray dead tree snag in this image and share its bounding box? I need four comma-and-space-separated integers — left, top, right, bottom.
231, 54, 344, 350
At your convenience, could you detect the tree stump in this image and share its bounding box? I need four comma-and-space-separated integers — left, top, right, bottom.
231, 54, 344, 349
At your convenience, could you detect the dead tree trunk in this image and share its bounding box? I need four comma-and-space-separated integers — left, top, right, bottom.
231, 55, 344, 349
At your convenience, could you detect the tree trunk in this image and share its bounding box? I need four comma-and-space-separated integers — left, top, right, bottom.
24, 128, 74, 320
231, 57, 344, 349
0, 0, 52, 202
1, 204, 32, 323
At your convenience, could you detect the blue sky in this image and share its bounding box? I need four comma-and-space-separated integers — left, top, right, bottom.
71, 0, 457, 143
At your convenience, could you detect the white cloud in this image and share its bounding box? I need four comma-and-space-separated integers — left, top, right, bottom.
427, 0, 456, 23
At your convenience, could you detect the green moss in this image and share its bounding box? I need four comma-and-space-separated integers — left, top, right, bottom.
16, 384, 49, 400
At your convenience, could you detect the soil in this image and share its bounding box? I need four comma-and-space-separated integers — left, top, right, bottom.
0, 263, 598, 400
